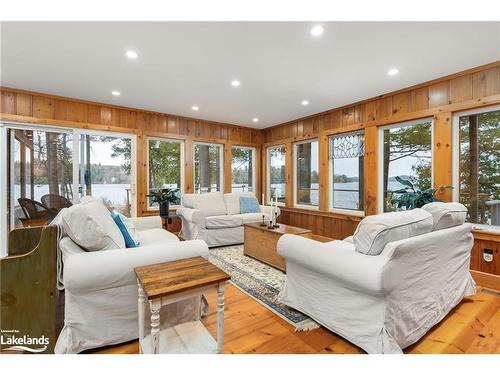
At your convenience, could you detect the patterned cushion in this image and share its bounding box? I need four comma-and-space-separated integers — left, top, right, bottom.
239, 196, 261, 214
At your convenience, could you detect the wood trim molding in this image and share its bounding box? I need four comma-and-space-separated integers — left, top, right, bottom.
471, 270, 500, 292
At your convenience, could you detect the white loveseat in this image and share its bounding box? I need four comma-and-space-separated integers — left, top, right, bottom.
278, 203, 476, 354
54, 197, 209, 354
177, 192, 280, 247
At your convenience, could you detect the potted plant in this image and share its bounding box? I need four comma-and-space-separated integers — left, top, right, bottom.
390, 176, 452, 210
147, 188, 179, 217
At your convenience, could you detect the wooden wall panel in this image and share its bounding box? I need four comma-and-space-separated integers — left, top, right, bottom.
433, 112, 453, 201
363, 126, 378, 216
470, 239, 500, 276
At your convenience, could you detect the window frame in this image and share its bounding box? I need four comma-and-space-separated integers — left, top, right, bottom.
146, 136, 185, 210
328, 131, 365, 217
377, 118, 434, 213
293, 138, 319, 210
193, 141, 224, 194
231, 145, 256, 193
452, 104, 500, 230
266, 144, 286, 206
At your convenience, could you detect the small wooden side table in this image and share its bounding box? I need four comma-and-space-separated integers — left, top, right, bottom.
134, 257, 230, 354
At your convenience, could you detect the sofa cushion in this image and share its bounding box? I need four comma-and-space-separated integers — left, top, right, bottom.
240, 196, 261, 213
421, 202, 467, 231
137, 228, 180, 246
205, 215, 243, 229
234, 212, 269, 224
111, 212, 140, 248
353, 208, 433, 255
182, 192, 227, 217
224, 192, 256, 215
61, 199, 125, 252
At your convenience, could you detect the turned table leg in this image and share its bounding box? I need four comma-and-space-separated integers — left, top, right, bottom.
137, 282, 145, 354
217, 282, 225, 354
150, 298, 161, 354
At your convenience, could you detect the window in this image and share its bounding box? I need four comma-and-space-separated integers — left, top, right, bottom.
267, 145, 286, 204
294, 140, 319, 207
380, 118, 433, 212
231, 146, 255, 192
147, 138, 183, 208
453, 107, 499, 226
194, 142, 223, 193
329, 132, 364, 212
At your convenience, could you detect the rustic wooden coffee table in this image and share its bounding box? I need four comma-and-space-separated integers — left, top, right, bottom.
135, 256, 230, 354
243, 222, 312, 271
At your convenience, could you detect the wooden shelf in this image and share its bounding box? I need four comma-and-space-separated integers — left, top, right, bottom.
140, 320, 217, 354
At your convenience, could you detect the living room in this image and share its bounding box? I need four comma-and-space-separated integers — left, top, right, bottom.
1, 1, 499, 372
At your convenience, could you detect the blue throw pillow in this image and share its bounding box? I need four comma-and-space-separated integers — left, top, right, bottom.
239, 196, 261, 214
111, 212, 139, 248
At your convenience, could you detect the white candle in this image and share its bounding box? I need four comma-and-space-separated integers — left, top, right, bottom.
262, 193, 265, 204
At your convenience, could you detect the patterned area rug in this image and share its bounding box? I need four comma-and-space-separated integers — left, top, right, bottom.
208, 245, 320, 331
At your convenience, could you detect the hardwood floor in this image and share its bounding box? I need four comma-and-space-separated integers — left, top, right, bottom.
91, 284, 500, 354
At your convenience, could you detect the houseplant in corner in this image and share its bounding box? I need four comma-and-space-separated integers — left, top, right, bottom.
390, 176, 452, 210
147, 188, 179, 217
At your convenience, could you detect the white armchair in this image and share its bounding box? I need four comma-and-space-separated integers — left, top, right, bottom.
278, 205, 476, 354
54, 199, 210, 353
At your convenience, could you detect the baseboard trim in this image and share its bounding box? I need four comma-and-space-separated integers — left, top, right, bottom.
471, 270, 500, 291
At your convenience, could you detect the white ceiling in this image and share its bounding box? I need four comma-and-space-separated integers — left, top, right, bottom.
1, 22, 499, 129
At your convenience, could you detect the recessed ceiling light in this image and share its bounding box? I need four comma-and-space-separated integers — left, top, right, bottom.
125, 50, 138, 59
192, 106, 199, 111
310, 25, 324, 37
111, 90, 121, 96
387, 68, 399, 76
231, 80, 241, 87
301, 100, 309, 106
252, 118, 259, 123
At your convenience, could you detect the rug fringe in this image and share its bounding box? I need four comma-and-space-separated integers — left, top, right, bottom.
293, 320, 321, 332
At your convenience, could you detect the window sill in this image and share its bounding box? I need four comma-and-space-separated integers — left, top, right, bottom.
472, 224, 500, 236
330, 208, 365, 217
293, 204, 319, 211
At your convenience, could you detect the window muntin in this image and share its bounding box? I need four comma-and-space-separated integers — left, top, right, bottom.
267, 145, 286, 204
194, 143, 223, 193
294, 140, 319, 207
231, 146, 255, 193
329, 132, 364, 211
147, 138, 183, 208
455, 108, 499, 226
381, 119, 433, 212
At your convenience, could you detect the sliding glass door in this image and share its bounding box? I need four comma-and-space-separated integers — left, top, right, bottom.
0, 123, 137, 256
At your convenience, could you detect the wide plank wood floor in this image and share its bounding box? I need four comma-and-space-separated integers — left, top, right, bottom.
90, 284, 500, 354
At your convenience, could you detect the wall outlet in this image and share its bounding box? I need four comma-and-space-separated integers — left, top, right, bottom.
483, 248, 493, 263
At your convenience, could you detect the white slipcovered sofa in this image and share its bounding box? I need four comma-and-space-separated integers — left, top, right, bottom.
54, 197, 209, 354
278, 202, 476, 354
177, 192, 280, 247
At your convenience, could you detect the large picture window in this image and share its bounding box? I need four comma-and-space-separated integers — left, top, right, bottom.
454, 107, 499, 226
294, 140, 319, 207
231, 146, 255, 193
380, 119, 433, 212
329, 132, 364, 212
147, 138, 183, 207
267, 145, 286, 204
194, 142, 223, 193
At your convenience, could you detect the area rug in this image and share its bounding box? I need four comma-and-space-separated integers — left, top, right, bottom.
208, 244, 320, 331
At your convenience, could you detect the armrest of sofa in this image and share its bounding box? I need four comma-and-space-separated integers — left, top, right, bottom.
129, 216, 162, 231
176, 207, 205, 226
260, 205, 281, 217
63, 240, 209, 293
277, 234, 388, 294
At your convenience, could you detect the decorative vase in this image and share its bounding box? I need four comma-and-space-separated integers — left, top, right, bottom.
159, 201, 170, 218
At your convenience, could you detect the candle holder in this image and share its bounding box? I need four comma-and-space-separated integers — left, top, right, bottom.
273, 212, 280, 228
267, 220, 274, 229
260, 214, 267, 227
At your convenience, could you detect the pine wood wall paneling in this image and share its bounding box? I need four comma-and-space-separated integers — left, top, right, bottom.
224, 143, 233, 193
433, 112, 453, 201
184, 140, 194, 194
319, 134, 330, 211
284, 141, 294, 208
363, 126, 378, 216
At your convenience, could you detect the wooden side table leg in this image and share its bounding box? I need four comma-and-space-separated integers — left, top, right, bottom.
216, 282, 225, 354
149, 299, 161, 354
137, 282, 146, 354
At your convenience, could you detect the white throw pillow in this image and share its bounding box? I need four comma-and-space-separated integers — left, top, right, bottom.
223, 192, 256, 215
61, 199, 125, 252
181, 192, 227, 217
421, 202, 467, 231
353, 208, 433, 255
